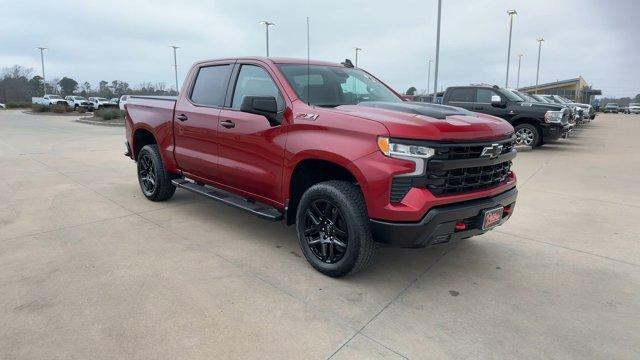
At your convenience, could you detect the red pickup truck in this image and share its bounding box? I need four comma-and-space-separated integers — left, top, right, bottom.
124, 57, 517, 277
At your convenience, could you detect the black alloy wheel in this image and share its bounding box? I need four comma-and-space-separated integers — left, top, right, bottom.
138, 152, 156, 196
136, 144, 176, 201
303, 199, 349, 264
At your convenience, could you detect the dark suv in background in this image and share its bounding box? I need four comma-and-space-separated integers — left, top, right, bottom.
442, 85, 571, 147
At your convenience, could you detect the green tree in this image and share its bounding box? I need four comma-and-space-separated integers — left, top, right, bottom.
58, 77, 79, 96
28, 76, 44, 96
98, 80, 113, 98
406, 86, 417, 95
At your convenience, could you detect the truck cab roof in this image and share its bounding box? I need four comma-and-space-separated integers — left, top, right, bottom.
193, 57, 344, 68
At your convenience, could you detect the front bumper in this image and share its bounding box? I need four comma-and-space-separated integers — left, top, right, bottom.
370, 187, 517, 248
542, 123, 570, 141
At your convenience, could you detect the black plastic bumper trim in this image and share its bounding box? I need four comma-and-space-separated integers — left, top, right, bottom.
370, 187, 518, 248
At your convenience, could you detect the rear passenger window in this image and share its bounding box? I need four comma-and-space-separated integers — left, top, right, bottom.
448, 88, 475, 102
476, 89, 495, 103
190, 65, 231, 107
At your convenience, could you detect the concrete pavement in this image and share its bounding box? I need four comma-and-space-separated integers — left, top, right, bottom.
1, 110, 639, 359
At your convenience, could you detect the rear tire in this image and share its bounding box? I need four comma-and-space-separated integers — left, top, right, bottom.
514, 123, 541, 147
295, 181, 375, 277
137, 144, 176, 201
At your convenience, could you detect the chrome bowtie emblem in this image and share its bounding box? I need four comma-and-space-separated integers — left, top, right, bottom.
480, 143, 503, 159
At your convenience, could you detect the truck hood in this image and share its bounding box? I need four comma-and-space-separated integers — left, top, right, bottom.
326, 102, 514, 141
519, 101, 564, 111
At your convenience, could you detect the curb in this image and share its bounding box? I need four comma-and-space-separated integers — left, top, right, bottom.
75, 117, 124, 127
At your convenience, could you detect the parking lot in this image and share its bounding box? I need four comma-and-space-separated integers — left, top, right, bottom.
1, 110, 639, 359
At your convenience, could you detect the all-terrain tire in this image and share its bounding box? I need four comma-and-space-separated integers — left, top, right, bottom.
137, 144, 176, 201
295, 180, 376, 277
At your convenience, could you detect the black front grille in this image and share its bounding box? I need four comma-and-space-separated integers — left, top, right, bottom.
432, 140, 514, 160
426, 161, 512, 195
389, 137, 515, 202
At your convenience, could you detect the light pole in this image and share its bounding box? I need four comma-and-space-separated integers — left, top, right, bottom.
36, 47, 47, 95
169, 45, 180, 94
432, 0, 442, 103
259, 21, 276, 57
535, 38, 544, 93
516, 54, 523, 89
353, 47, 362, 67
427, 59, 433, 101
505, 10, 517, 88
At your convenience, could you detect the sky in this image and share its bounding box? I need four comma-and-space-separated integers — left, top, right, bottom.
1, 0, 638, 98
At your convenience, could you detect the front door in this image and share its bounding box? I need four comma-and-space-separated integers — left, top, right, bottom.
474, 88, 511, 119
173, 62, 233, 182
217, 62, 288, 205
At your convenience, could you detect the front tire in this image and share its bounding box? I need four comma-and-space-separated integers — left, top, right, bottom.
295, 181, 375, 277
137, 144, 176, 201
514, 123, 541, 147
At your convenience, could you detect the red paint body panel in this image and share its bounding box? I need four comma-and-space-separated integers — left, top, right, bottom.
124, 57, 517, 223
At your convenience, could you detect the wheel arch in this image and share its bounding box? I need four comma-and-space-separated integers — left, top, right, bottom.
285, 157, 362, 226
132, 127, 157, 160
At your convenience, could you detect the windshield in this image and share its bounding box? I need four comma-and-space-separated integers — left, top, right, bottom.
97, 98, 108, 101
49, 95, 62, 99
606, 103, 618, 107
75, 97, 85, 100
543, 96, 562, 104
529, 94, 548, 103
278, 64, 401, 107
497, 87, 523, 102
558, 96, 574, 103
513, 90, 537, 102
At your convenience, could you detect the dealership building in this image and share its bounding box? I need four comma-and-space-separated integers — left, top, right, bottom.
518, 76, 601, 104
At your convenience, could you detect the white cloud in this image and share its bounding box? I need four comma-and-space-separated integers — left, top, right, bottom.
1, 0, 638, 96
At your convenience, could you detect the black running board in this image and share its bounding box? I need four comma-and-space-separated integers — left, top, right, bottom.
171, 179, 283, 221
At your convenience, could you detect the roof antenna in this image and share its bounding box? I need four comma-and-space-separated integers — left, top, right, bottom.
306, 16, 311, 106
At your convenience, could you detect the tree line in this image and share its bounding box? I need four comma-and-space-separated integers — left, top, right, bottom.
0, 65, 177, 105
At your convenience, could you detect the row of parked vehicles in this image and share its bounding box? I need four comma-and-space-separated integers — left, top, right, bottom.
31, 94, 130, 111
439, 85, 596, 147
602, 102, 640, 114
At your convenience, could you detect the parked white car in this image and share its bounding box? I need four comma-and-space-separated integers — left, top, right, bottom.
627, 103, 640, 114
64, 96, 92, 110
88, 97, 116, 111
0, 103, 5, 109
32, 94, 70, 107
118, 95, 130, 110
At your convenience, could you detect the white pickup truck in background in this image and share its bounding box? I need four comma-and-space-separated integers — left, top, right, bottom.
32, 94, 70, 107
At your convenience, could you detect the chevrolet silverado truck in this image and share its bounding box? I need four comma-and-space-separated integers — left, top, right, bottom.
442, 85, 571, 147
124, 57, 518, 277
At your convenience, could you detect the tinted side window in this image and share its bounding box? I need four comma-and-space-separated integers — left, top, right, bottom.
190, 65, 231, 107
231, 65, 283, 111
448, 88, 475, 102
476, 89, 497, 103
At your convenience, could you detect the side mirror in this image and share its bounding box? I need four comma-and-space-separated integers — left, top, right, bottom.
240, 96, 280, 125
491, 95, 506, 108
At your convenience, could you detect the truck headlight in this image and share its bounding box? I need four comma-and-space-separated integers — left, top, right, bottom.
544, 110, 564, 123
377, 137, 435, 159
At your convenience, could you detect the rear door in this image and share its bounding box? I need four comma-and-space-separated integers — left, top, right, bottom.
173, 61, 234, 182
445, 87, 476, 111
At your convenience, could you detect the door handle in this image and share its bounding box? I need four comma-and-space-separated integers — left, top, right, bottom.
177, 114, 188, 121
220, 120, 235, 129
